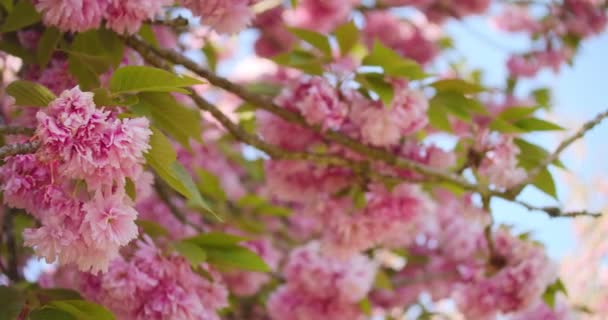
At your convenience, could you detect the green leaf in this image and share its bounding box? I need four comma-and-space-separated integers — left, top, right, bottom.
514, 118, 564, 131
335, 21, 359, 55
135, 219, 170, 238
37, 27, 61, 67
29, 308, 76, 320
202, 43, 218, 72
205, 246, 270, 272
135, 92, 202, 149
0, 0, 41, 32
0, 0, 13, 12
125, 178, 137, 201
272, 49, 324, 75
0, 35, 36, 63
185, 232, 246, 248
542, 278, 568, 309
532, 88, 551, 109
288, 27, 332, 56
138, 24, 159, 48
374, 270, 393, 290
497, 106, 539, 121
6, 80, 56, 107
430, 79, 485, 94
36, 288, 83, 302
356, 73, 394, 106
358, 298, 372, 316
514, 138, 566, 169
67, 30, 123, 90
362, 41, 426, 79
430, 92, 487, 122
532, 167, 558, 199
0, 286, 25, 320
196, 169, 227, 202
48, 300, 115, 320
489, 118, 526, 133
109, 66, 203, 94
427, 101, 451, 132
174, 240, 207, 266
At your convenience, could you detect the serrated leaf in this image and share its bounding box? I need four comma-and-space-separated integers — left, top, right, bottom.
48, 300, 115, 320
110, 66, 203, 94
514, 118, 564, 131
174, 240, 207, 266
136, 92, 202, 149
205, 246, 270, 272
288, 27, 332, 56
335, 21, 359, 55
0, 0, 40, 32
0, 286, 25, 320
136, 219, 170, 238
37, 27, 61, 67
430, 79, 485, 94
6, 80, 56, 107
185, 232, 246, 248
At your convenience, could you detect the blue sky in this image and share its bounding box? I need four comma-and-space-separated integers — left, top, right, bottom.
447, 16, 608, 258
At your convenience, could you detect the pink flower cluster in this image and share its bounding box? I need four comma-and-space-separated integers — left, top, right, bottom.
60, 237, 229, 320
321, 183, 436, 257
181, 0, 257, 34
350, 83, 429, 147
381, 0, 491, 22
1, 87, 151, 273
253, 7, 296, 58
363, 11, 438, 64
475, 130, 526, 189
284, 0, 358, 32
34, 0, 170, 34
275, 77, 347, 130
267, 241, 377, 320
454, 229, 557, 319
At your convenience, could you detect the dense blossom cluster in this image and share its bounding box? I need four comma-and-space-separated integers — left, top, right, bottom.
0, 0, 607, 319
1, 87, 151, 273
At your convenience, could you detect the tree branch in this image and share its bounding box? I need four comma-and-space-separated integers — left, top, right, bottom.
0, 126, 35, 136
514, 200, 602, 218
0, 140, 40, 159
510, 108, 608, 196
123, 35, 481, 192
154, 177, 204, 232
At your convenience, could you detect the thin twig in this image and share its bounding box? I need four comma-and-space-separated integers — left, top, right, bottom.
123, 35, 481, 192
514, 200, 602, 218
0, 126, 35, 136
0, 140, 40, 159
510, 108, 608, 196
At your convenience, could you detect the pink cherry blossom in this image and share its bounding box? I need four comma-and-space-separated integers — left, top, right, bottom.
475, 130, 526, 189
181, 0, 256, 34
105, 0, 171, 34
284, 0, 358, 32
275, 77, 347, 130
34, 0, 109, 32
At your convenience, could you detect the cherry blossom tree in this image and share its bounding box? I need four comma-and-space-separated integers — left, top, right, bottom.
0, 0, 606, 319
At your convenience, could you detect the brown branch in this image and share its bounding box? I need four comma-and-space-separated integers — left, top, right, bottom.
0, 140, 40, 159
154, 177, 204, 232
123, 35, 481, 192
514, 200, 602, 218
0, 126, 35, 136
